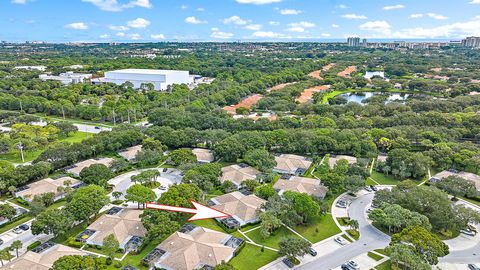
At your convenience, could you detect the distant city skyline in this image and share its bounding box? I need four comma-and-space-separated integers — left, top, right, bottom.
1, 0, 480, 42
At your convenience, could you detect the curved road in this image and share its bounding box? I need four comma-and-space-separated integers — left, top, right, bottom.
298, 192, 391, 270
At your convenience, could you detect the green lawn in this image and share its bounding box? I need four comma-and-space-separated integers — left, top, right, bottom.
246, 225, 301, 249
294, 214, 341, 243
59, 131, 94, 144
366, 178, 378, 186
367, 251, 384, 261
370, 171, 403, 185
375, 260, 391, 270
230, 243, 279, 270
0, 131, 92, 163
189, 219, 225, 233
0, 215, 33, 234
83, 245, 124, 259
346, 229, 360, 240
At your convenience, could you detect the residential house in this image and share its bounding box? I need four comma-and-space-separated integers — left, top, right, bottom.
66, 157, 115, 176
328, 155, 357, 169
220, 164, 261, 188
144, 224, 244, 270
15, 176, 82, 202
192, 148, 214, 163
273, 154, 312, 175
77, 207, 147, 251
430, 170, 480, 195
119, 145, 143, 162
273, 176, 328, 199
2, 242, 86, 270
209, 191, 265, 229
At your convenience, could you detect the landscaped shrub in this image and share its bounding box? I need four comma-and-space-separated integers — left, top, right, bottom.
27, 241, 41, 250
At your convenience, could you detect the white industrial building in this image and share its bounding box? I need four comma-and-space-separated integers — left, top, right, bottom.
39, 72, 92, 85
99, 69, 194, 91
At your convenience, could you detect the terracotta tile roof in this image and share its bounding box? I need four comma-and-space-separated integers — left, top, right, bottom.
3, 244, 86, 270
211, 192, 265, 223
337, 66, 357, 78
16, 177, 81, 202
155, 227, 236, 270
220, 164, 260, 186
273, 176, 328, 198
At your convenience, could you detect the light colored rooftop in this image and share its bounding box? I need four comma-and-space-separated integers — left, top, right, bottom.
119, 145, 142, 161
107, 69, 189, 75
211, 192, 265, 223
328, 155, 357, 169
66, 157, 114, 176
155, 226, 236, 270
87, 208, 146, 245
432, 170, 480, 190
273, 176, 328, 198
192, 148, 214, 163
220, 164, 260, 186
16, 176, 81, 201
273, 154, 312, 173
2, 244, 86, 270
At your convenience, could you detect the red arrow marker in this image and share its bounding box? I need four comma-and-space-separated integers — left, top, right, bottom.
145, 201, 230, 221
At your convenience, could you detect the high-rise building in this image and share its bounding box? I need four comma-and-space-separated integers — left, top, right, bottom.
362, 39, 368, 46
462, 37, 480, 48
347, 37, 361, 47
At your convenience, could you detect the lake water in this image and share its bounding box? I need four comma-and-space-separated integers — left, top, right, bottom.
338, 92, 410, 104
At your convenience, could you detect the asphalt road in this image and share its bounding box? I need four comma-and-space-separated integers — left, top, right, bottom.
298, 193, 391, 270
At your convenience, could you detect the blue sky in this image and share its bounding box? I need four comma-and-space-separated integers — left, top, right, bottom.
1, 0, 480, 42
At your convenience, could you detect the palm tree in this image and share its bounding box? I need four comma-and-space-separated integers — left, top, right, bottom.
348, 219, 359, 231
10, 241, 22, 258
0, 249, 11, 266
7, 186, 16, 196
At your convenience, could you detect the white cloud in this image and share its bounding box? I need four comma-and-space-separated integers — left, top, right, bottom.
383, 4, 405, 10
211, 29, 234, 39
109, 25, 129, 31
236, 0, 281, 4
359, 20, 391, 35
82, 0, 152, 12
65, 22, 89, 30
287, 21, 315, 33
150, 34, 165, 39
223, 16, 248, 25
392, 17, 480, 38
410, 13, 424, 19
128, 33, 141, 40
252, 31, 288, 38
427, 13, 448, 20
197, 7, 205, 11
185, 16, 207, 24
245, 24, 262, 30
279, 9, 302, 15
469, 0, 480, 4
100, 34, 110, 38
11, 0, 28, 4
321, 33, 331, 37
116, 32, 126, 37
332, 24, 340, 28
180, 4, 188, 9
336, 4, 347, 9
127, 18, 150, 28
342, 14, 367, 20
269, 21, 280, 26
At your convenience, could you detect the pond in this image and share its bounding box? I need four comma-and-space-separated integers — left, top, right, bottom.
337, 92, 410, 105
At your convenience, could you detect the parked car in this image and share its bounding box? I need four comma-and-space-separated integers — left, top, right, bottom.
341, 264, 351, 270
19, 224, 29, 231
468, 264, 480, 270
460, 229, 476, 236
364, 186, 372, 192
13, 227, 23, 234
347, 260, 360, 270
336, 200, 348, 208
159, 186, 167, 191
366, 208, 374, 214
308, 247, 317, 256
0, 239, 3, 245
334, 237, 347, 245
370, 185, 378, 191
282, 258, 294, 268
94, 126, 101, 129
